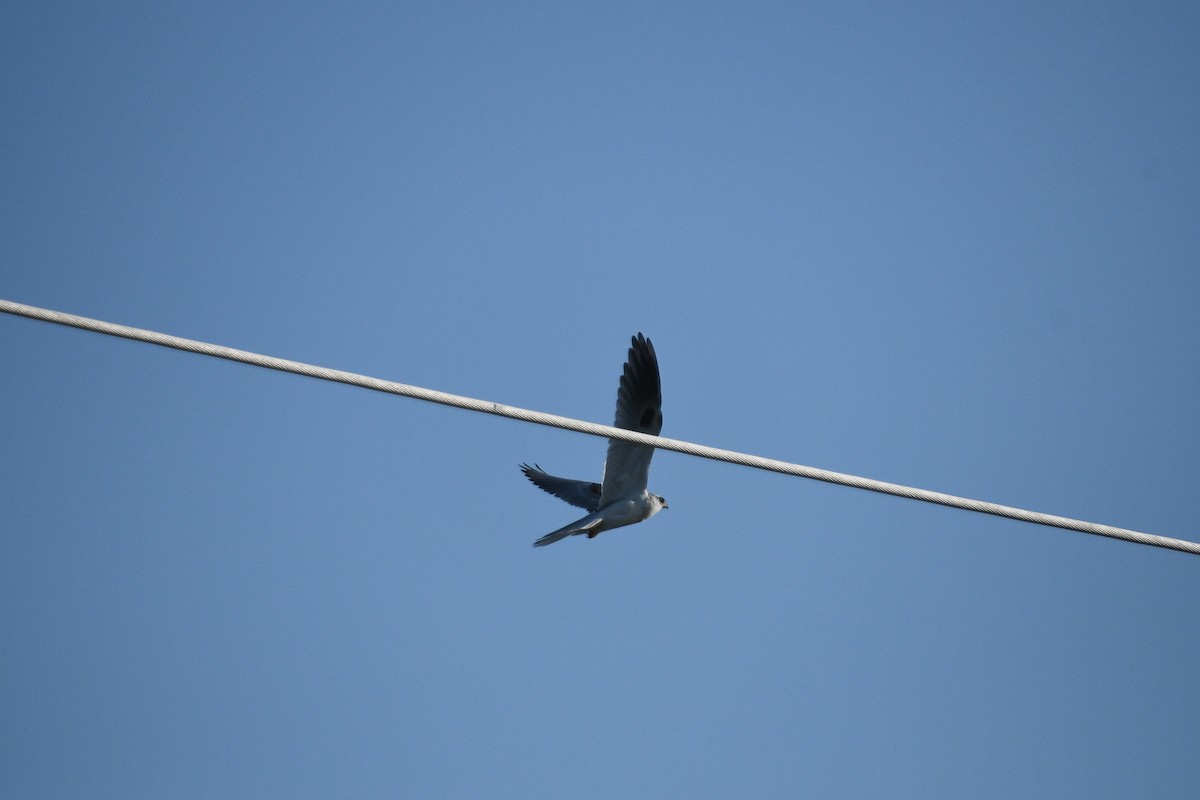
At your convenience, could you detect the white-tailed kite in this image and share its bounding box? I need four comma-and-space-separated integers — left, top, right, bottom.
521, 333, 668, 547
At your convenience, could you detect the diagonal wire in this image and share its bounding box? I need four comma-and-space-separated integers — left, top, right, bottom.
3, 298, 1196, 556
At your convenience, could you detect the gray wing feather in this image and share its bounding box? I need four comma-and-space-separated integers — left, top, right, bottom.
599, 333, 663, 505
520, 464, 602, 513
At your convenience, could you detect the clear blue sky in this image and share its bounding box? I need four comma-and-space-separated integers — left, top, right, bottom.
3, 2, 1198, 797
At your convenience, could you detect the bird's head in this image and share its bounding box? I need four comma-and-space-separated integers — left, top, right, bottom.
656, 495, 668, 510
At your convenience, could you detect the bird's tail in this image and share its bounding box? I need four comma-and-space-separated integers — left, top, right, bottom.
532, 512, 603, 547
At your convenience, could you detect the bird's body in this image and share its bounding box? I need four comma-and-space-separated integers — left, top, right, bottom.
521, 483, 667, 545
522, 333, 667, 547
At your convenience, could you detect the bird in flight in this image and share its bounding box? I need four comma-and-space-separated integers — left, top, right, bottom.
521, 333, 668, 547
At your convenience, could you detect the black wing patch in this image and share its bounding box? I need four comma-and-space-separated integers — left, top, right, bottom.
616, 332, 663, 435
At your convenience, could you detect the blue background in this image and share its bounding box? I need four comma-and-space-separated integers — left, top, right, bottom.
3, 2, 1198, 797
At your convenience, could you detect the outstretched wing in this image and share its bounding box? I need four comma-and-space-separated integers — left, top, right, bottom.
599, 333, 663, 505
520, 463, 602, 513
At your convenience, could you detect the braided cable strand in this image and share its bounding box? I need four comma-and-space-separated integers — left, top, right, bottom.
4, 298, 1196, 556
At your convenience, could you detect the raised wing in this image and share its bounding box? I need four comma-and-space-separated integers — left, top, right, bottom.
599, 333, 663, 505
520, 464, 602, 513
